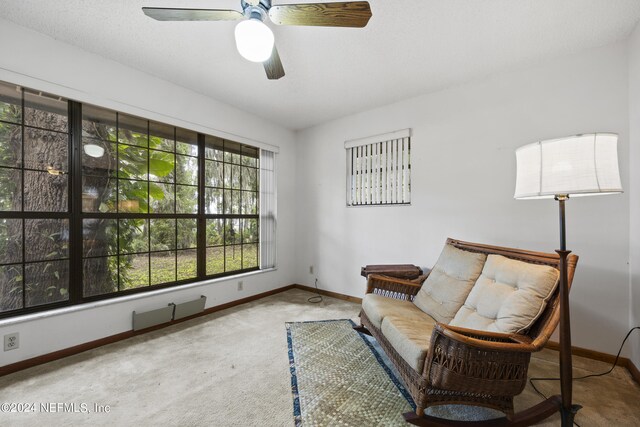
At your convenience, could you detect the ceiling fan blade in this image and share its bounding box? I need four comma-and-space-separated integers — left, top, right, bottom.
263, 46, 285, 80
142, 7, 244, 21
268, 1, 372, 28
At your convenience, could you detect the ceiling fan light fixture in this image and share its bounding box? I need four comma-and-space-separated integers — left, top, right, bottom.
235, 18, 274, 63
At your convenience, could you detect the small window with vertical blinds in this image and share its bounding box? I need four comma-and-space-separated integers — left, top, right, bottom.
345, 129, 411, 206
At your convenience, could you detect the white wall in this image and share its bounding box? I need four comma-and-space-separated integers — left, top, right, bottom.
295, 43, 631, 356
629, 22, 640, 369
0, 19, 297, 367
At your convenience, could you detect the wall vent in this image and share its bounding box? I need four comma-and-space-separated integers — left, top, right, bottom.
132, 304, 175, 331
173, 296, 207, 320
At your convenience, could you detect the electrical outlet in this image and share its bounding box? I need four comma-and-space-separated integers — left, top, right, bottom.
4, 332, 19, 351
309, 265, 314, 274
237, 281, 243, 291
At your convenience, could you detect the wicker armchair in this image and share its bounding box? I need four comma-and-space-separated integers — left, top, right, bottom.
358, 238, 579, 421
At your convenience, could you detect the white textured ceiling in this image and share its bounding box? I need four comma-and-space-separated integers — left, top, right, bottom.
1, 1, 639, 130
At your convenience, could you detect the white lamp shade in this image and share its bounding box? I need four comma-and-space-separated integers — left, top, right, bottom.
234, 19, 274, 63
514, 133, 622, 199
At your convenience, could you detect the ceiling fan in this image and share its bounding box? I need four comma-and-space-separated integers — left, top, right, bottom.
142, 1, 372, 80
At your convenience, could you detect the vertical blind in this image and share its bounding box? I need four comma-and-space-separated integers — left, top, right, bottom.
259, 149, 277, 269
345, 129, 411, 206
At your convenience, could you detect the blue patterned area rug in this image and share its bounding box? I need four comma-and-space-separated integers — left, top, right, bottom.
286, 319, 413, 426
286, 319, 500, 427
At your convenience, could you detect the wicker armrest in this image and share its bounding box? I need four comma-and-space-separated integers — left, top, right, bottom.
366, 273, 429, 301
361, 264, 424, 280
423, 323, 534, 397
436, 324, 536, 351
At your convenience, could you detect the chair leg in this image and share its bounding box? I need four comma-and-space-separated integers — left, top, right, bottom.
505, 409, 514, 421
403, 407, 425, 426
352, 324, 372, 336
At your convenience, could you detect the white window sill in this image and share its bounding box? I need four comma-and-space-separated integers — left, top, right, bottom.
0, 268, 277, 327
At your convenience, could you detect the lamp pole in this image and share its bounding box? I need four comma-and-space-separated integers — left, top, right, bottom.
555, 195, 581, 426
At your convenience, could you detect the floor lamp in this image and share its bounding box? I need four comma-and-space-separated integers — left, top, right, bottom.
514, 133, 623, 426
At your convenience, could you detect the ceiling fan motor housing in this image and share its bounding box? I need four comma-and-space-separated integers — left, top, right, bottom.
241, 0, 272, 20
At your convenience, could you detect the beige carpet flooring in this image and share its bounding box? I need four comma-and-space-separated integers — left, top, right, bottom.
0, 288, 639, 426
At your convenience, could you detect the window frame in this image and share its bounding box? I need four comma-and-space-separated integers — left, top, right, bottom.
202, 136, 260, 277
0, 85, 263, 319
0, 87, 73, 315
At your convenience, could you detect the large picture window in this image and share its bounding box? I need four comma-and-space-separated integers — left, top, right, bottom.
0, 80, 272, 319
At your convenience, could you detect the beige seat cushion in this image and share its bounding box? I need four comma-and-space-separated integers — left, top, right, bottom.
450, 254, 559, 334
381, 312, 437, 373
413, 244, 487, 323
362, 293, 427, 329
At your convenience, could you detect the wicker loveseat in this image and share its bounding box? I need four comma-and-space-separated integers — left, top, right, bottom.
357, 238, 578, 421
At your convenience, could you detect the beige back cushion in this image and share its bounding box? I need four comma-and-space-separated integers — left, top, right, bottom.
413, 244, 487, 324
450, 254, 559, 334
